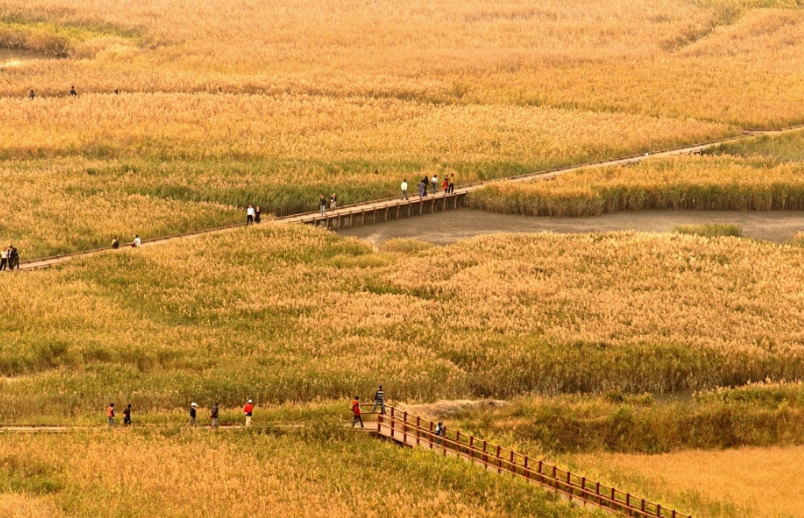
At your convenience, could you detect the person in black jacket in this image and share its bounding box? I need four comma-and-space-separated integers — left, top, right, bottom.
188, 402, 197, 427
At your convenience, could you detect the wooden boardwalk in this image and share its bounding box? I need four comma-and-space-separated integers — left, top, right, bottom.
14, 127, 804, 271
368, 407, 691, 518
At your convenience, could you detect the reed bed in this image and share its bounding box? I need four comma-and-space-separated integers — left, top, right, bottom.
564, 444, 804, 518
2, 225, 804, 418
1, 0, 804, 126
0, 98, 731, 259
470, 154, 804, 216
0, 425, 581, 518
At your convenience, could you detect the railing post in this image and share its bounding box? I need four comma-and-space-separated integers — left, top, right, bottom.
552, 466, 557, 491
509, 451, 515, 477
469, 436, 474, 460
657, 504, 661, 517
416, 416, 420, 445
390, 407, 395, 439
429, 422, 434, 449
524, 456, 529, 479
403, 411, 408, 445
496, 445, 501, 473
596, 482, 600, 506
580, 476, 586, 500
483, 441, 487, 464
641, 499, 646, 514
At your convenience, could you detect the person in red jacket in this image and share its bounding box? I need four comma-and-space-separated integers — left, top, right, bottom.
351, 396, 363, 428
243, 399, 254, 427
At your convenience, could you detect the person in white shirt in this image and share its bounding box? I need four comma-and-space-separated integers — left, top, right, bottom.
246, 204, 255, 225
431, 174, 438, 195
401, 179, 409, 200
0, 247, 7, 271
133, 235, 141, 248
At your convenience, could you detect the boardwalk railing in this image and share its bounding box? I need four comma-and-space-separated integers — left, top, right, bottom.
375, 406, 691, 518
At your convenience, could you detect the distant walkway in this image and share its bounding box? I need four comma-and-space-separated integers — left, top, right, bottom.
340, 209, 804, 245
15, 127, 804, 271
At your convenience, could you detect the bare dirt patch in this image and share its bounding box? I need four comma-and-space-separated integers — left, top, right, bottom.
339, 209, 804, 245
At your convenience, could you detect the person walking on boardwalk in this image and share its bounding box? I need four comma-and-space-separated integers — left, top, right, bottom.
7, 246, 18, 270
330, 193, 338, 210
123, 404, 132, 426
431, 174, 438, 195
435, 421, 445, 445
448, 174, 455, 194
421, 175, 429, 197
243, 399, 254, 427
69, 85, 77, 97
254, 206, 261, 224
28, 90, 35, 100
189, 402, 198, 427
246, 204, 255, 226
417, 179, 426, 198
210, 402, 219, 429
0, 247, 7, 271
107, 403, 116, 427
401, 179, 409, 200
442, 176, 448, 193
133, 235, 141, 248
319, 194, 327, 217
351, 396, 364, 428
371, 385, 386, 415
111, 237, 120, 249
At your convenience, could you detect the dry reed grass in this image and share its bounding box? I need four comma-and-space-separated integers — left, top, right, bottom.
565, 445, 804, 518
2, 225, 804, 417
470, 153, 804, 216
0, 429, 581, 518
1, 0, 804, 126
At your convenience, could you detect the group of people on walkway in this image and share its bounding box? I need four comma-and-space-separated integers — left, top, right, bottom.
351, 385, 386, 428
110, 235, 141, 249
107, 399, 256, 428
28, 86, 124, 100
246, 205, 262, 225
402, 174, 455, 200
319, 193, 338, 216
0, 245, 19, 271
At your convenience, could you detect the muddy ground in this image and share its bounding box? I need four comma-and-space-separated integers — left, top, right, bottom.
339, 209, 804, 245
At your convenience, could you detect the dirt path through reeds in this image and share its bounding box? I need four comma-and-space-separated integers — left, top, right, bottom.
340, 209, 804, 245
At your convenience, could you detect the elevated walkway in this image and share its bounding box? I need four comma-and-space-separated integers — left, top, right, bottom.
364, 406, 691, 518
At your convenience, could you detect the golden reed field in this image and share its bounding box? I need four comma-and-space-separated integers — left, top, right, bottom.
4, 0, 804, 257
4, 1, 804, 517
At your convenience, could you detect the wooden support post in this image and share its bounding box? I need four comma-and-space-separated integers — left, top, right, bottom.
385, 207, 389, 221
395, 206, 400, 219
390, 407, 395, 439
483, 441, 487, 464
419, 200, 423, 216
429, 422, 434, 449
509, 451, 515, 476
596, 482, 601, 506
416, 416, 420, 445
455, 431, 461, 454
496, 445, 501, 473
524, 457, 529, 479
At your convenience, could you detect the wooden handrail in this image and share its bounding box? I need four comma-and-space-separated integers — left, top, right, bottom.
376, 406, 691, 518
